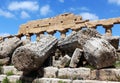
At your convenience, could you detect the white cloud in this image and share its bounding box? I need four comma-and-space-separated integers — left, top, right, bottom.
40, 5, 51, 16
108, 0, 120, 5
0, 33, 10, 37
80, 7, 89, 11
80, 12, 99, 20
69, 7, 89, 12
0, 9, 14, 18
21, 11, 30, 19
8, 1, 39, 11
59, 0, 64, 3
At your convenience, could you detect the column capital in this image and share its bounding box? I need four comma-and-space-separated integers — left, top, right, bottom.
103, 25, 113, 29
103, 25, 113, 36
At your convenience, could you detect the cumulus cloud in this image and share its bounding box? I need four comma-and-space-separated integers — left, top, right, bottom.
0, 33, 10, 37
80, 12, 99, 20
0, 9, 14, 18
108, 0, 120, 5
59, 0, 64, 3
21, 11, 30, 19
40, 5, 51, 16
8, 1, 39, 11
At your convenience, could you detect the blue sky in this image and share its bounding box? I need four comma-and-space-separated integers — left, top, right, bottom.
0, 0, 120, 37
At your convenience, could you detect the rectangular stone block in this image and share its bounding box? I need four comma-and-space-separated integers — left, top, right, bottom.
33, 78, 72, 83
1, 66, 23, 75
58, 67, 90, 80
44, 67, 58, 78
0, 75, 7, 82
91, 69, 120, 81
8, 75, 21, 82
73, 80, 120, 83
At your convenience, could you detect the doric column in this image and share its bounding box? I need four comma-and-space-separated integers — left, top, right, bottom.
48, 31, 54, 36
26, 33, 31, 41
103, 25, 113, 36
61, 30, 66, 38
36, 33, 40, 42
0, 37, 3, 42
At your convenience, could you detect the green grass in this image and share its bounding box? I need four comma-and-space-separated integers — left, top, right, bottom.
58, 80, 67, 83
114, 61, 120, 68
85, 64, 96, 70
6, 71, 14, 76
2, 77, 10, 83
15, 80, 23, 83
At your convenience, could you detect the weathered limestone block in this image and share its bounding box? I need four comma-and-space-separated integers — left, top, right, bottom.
69, 48, 83, 68
58, 67, 90, 80
102, 36, 120, 49
53, 60, 61, 67
0, 75, 7, 82
0, 37, 22, 58
22, 39, 31, 45
8, 75, 21, 83
59, 54, 71, 68
1, 66, 23, 75
58, 28, 101, 52
73, 80, 120, 83
58, 31, 80, 52
0, 57, 10, 65
83, 38, 117, 69
77, 28, 101, 46
91, 69, 120, 81
33, 78, 72, 83
12, 35, 58, 72
44, 67, 58, 78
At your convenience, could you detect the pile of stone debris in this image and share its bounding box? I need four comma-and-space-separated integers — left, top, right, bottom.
0, 28, 119, 76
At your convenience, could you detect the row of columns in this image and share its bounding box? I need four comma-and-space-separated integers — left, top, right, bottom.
22, 25, 113, 42
25, 30, 68, 42
0, 25, 113, 42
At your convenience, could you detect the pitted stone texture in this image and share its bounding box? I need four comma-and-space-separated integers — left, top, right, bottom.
8, 75, 21, 82
58, 67, 90, 80
44, 67, 58, 78
0, 57, 10, 65
53, 60, 61, 67
102, 36, 120, 49
58, 28, 101, 53
91, 69, 120, 81
59, 54, 71, 68
22, 39, 31, 45
83, 38, 117, 69
1, 66, 23, 75
72, 80, 120, 83
33, 78, 72, 83
0, 37, 22, 58
69, 48, 83, 68
0, 75, 7, 82
12, 35, 58, 72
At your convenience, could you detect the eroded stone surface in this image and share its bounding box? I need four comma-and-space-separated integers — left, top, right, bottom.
83, 38, 117, 69
69, 48, 83, 68
91, 69, 120, 81
12, 35, 58, 72
44, 67, 58, 78
0, 37, 22, 58
58, 67, 90, 80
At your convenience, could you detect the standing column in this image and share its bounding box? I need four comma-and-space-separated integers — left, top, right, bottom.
26, 33, 31, 41
0, 37, 3, 42
103, 25, 113, 36
36, 33, 40, 42
48, 31, 54, 36
61, 30, 66, 38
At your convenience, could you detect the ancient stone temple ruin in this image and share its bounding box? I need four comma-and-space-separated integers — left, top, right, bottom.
0, 13, 120, 83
